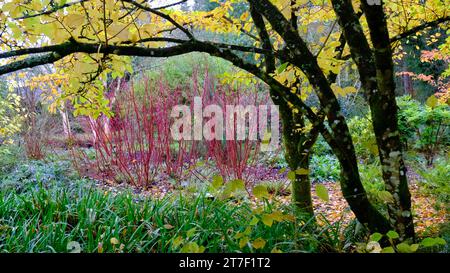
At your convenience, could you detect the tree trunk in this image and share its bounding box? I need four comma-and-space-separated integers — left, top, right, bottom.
402, 61, 415, 97
59, 102, 72, 139
291, 151, 313, 215
331, 0, 415, 240
271, 88, 314, 216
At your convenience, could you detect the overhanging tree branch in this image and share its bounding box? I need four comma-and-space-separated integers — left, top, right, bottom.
339, 16, 450, 61
390, 16, 450, 44
0, 39, 271, 60
0, 52, 66, 75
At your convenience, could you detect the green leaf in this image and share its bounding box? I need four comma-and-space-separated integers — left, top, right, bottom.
230, 179, 245, 191
396, 243, 413, 253
420, 237, 435, 247
316, 184, 329, 202
211, 175, 223, 189
172, 236, 183, 249
261, 214, 274, 227
295, 168, 309, 175
277, 62, 289, 74
271, 247, 283, 253
223, 179, 245, 196
186, 227, 196, 238
287, 171, 296, 181
181, 242, 205, 253
195, 161, 205, 167
268, 211, 284, 222
426, 95, 438, 108
386, 230, 399, 240
435, 238, 446, 245
249, 217, 259, 226
253, 185, 269, 199
381, 246, 395, 253
369, 232, 383, 242
420, 237, 445, 247
243, 226, 252, 236
235, 231, 245, 239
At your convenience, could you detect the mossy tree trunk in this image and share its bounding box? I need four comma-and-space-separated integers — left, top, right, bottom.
250, 0, 393, 234
250, 3, 315, 216
332, 0, 415, 240
276, 95, 316, 216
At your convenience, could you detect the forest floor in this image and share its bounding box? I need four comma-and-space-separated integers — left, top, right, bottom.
90, 167, 447, 237
307, 181, 448, 235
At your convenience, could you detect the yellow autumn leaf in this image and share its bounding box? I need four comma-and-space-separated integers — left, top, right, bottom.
316, 184, 329, 202
64, 14, 85, 29
108, 23, 130, 41
252, 238, 266, 249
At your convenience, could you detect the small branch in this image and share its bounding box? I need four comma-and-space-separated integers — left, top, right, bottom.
121, 0, 194, 39
390, 16, 450, 44
315, 21, 337, 58
14, 0, 88, 20
222, 16, 260, 41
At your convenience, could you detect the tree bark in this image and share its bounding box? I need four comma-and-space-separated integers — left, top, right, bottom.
331, 0, 415, 240
249, 0, 392, 233
276, 95, 315, 215
361, 1, 415, 241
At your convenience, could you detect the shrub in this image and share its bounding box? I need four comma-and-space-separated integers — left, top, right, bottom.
203, 83, 266, 183
347, 114, 378, 162
0, 91, 23, 144
19, 88, 60, 160
359, 163, 388, 207
397, 95, 450, 165
312, 135, 333, 157
139, 53, 233, 89
0, 144, 22, 177
310, 154, 340, 182
152, 83, 199, 181
77, 73, 271, 189
417, 157, 450, 208
79, 80, 200, 188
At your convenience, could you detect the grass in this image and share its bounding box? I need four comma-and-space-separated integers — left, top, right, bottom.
0, 145, 447, 253
0, 175, 331, 253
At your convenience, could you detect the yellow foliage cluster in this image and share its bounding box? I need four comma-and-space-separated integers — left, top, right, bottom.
0, 0, 448, 116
